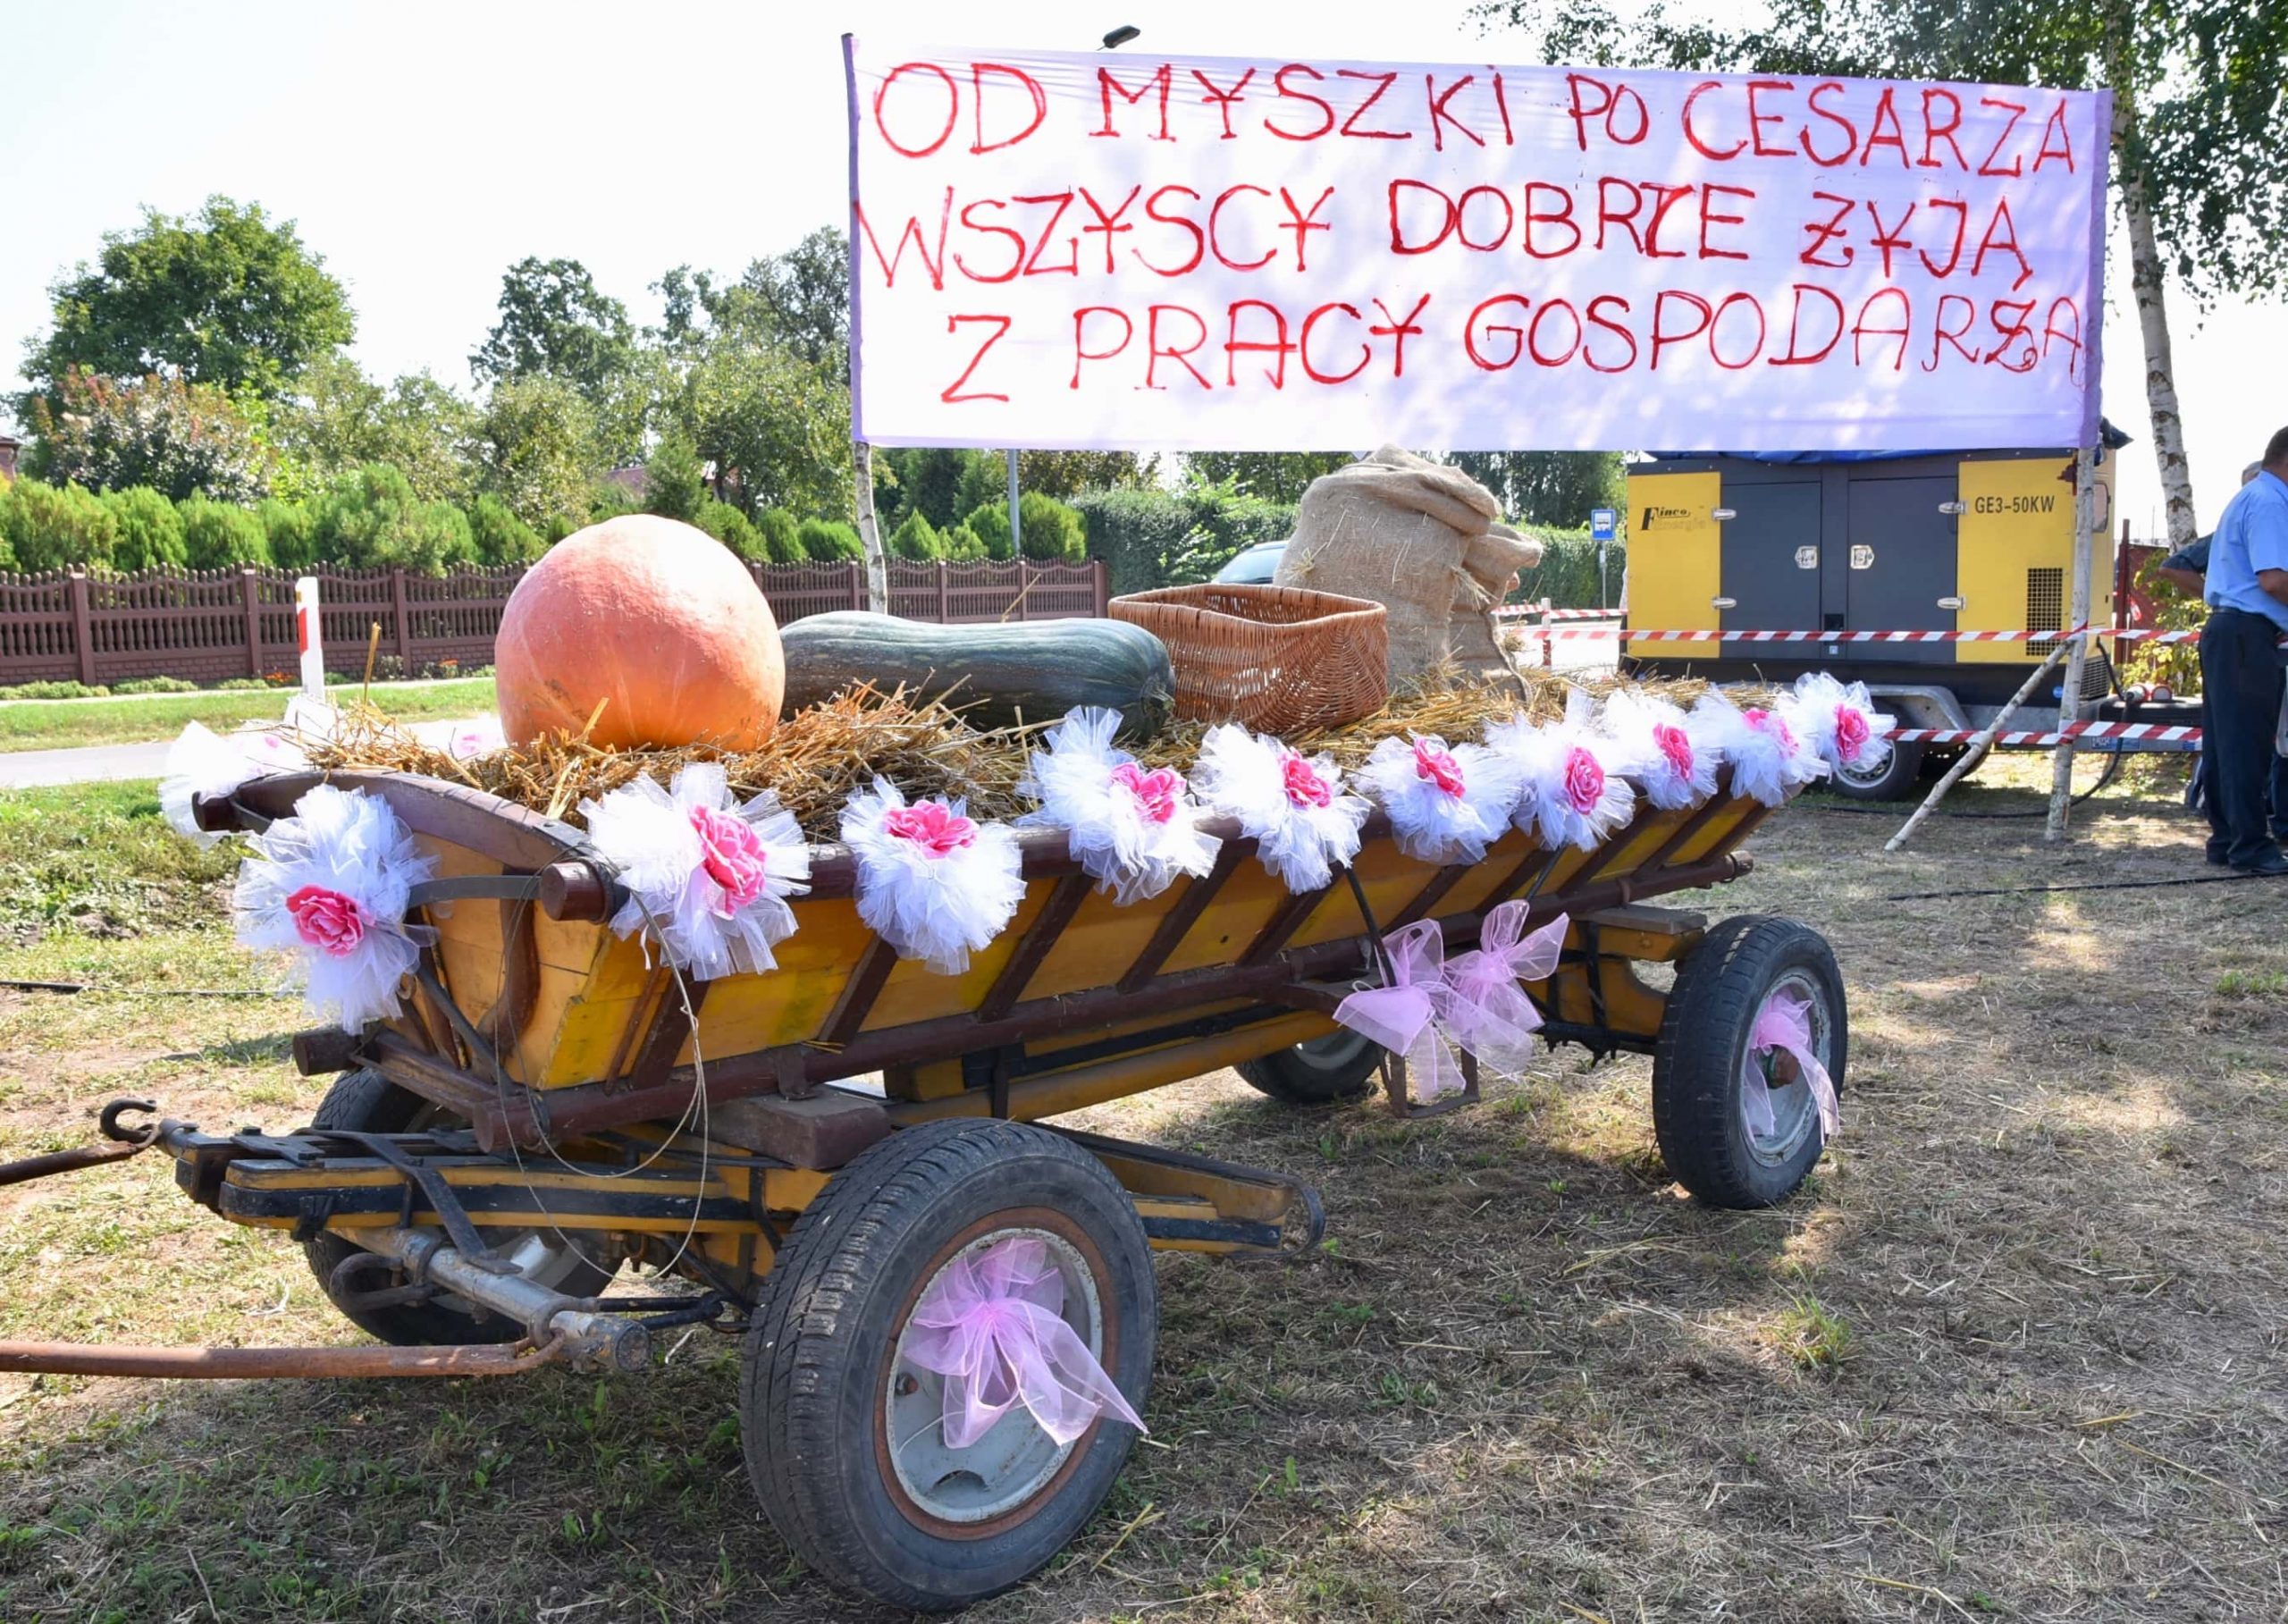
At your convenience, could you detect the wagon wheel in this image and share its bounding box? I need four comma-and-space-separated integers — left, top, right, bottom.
1651, 916, 1846, 1209
1236, 1026, 1383, 1106
299, 1070, 613, 1346
743, 1119, 1156, 1611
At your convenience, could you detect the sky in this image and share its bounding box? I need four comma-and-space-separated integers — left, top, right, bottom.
1, 0, 2280, 536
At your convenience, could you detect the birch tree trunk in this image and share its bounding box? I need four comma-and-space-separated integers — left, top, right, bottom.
2114, 91, 2198, 549
853, 438, 888, 614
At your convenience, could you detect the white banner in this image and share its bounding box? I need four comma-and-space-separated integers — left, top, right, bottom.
844, 40, 2108, 453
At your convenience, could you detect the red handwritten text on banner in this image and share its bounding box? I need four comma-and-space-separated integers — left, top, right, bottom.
844, 42, 2107, 452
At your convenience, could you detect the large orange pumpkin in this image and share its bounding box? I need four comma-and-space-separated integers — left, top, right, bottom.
496, 514, 785, 751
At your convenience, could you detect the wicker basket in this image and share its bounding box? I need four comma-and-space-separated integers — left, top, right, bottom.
1107, 584, 1389, 733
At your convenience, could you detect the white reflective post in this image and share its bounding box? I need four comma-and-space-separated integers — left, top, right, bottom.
295, 576, 324, 701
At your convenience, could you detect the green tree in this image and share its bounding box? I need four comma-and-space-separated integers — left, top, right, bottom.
745, 227, 851, 379
257, 497, 319, 570
467, 493, 543, 565
682, 344, 852, 519
0, 479, 118, 570
313, 464, 475, 570
1181, 452, 1353, 502
100, 486, 188, 570
644, 432, 707, 522
795, 517, 863, 560
270, 357, 477, 502
942, 522, 988, 561
1015, 450, 1157, 499
1448, 452, 1624, 527
475, 375, 607, 534
470, 257, 636, 400
20, 197, 354, 411
1483, 0, 2288, 550
963, 501, 1015, 560
177, 495, 270, 568
888, 509, 944, 560
693, 498, 764, 560
1016, 492, 1087, 562
755, 507, 805, 564
27, 371, 274, 502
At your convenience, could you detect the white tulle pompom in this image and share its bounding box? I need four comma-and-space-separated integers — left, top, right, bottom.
1485, 690, 1637, 853
582, 762, 811, 980
1356, 733, 1522, 866
1601, 688, 1720, 812
1018, 707, 1220, 905
1780, 671, 1896, 778
1694, 690, 1829, 807
842, 778, 1027, 975
1190, 723, 1370, 894
160, 722, 307, 846
233, 784, 435, 1033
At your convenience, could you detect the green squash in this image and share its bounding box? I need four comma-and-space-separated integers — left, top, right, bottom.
778, 612, 1175, 740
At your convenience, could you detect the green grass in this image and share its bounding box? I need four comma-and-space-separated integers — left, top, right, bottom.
0, 678, 495, 753
0, 780, 239, 939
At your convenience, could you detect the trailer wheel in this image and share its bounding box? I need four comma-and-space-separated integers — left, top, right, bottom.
1827, 730, 1925, 801
743, 1119, 1155, 1612
1652, 917, 1846, 1209
1235, 1027, 1381, 1105
299, 1070, 612, 1346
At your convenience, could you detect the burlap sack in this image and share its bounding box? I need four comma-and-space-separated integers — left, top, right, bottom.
1274, 446, 1543, 682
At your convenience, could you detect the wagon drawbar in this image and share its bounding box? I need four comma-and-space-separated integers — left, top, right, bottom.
2, 765, 1844, 1611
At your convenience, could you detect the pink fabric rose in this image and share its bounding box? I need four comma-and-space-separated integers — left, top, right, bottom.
286, 885, 366, 957
1833, 703, 1871, 762
1281, 752, 1333, 809
1561, 745, 1605, 814
1110, 762, 1183, 826
884, 800, 977, 857
1412, 738, 1465, 797
690, 804, 769, 911
1654, 722, 1695, 781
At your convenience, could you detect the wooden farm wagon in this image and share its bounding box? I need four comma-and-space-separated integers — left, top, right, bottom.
2, 765, 1843, 1611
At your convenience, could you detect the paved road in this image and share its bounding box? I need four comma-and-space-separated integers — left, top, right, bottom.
0, 717, 484, 790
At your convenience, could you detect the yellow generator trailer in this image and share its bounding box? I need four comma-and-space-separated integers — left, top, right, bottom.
1624, 434, 2133, 799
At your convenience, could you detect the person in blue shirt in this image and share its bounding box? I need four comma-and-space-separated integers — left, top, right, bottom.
2199, 428, 2288, 874
2157, 465, 2288, 828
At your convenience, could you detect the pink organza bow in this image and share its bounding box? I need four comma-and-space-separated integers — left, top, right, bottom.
1332, 919, 1468, 1103
1440, 903, 1569, 1073
1740, 987, 1841, 1140
902, 1235, 1148, 1451
1111, 761, 1183, 825
884, 800, 977, 857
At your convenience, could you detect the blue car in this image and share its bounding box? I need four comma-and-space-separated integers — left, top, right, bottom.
1214, 539, 1285, 585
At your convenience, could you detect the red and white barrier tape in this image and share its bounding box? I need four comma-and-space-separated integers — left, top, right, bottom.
1500, 622, 2239, 645
1891, 720, 2200, 747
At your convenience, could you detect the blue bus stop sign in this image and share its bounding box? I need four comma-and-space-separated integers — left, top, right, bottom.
1590, 507, 1618, 543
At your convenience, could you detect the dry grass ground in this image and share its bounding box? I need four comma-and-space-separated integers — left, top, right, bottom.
3, 758, 2284, 1622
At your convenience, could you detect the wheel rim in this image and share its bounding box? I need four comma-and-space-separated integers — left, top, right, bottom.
1742, 970, 1831, 1165
1832, 747, 1897, 793
883, 1225, 1106, 1528
1292, 1026, 1372, 1073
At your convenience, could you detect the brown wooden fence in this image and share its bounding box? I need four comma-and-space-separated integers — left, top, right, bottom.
0, 560, 1109, 687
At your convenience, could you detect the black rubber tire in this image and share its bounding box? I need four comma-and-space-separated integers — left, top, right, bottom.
742, 1119, 1156, 1612
1826, 727, 1925, 801
1235, 1027, 1382, 1106
1651, 916, 1846, 1209
299, 1069, 612, 1346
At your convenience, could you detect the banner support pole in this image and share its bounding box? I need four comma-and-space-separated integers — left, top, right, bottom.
2044, 442, 2100, 842
854, 439, 887, 615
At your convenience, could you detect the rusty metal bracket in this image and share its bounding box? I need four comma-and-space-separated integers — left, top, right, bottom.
0, 1098, 160, 1189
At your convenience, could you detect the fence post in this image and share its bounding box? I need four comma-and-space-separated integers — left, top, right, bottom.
1092, 558, 1108, 616
240, 568, 264, 677
68, 568, 97, 685
936, 560, 950, 622
391, 568, 411, 663
849, 562, 865, 612
1017, 564, 1033, 622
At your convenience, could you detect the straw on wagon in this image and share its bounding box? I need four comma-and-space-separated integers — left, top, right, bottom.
301, 667, 1754, 845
